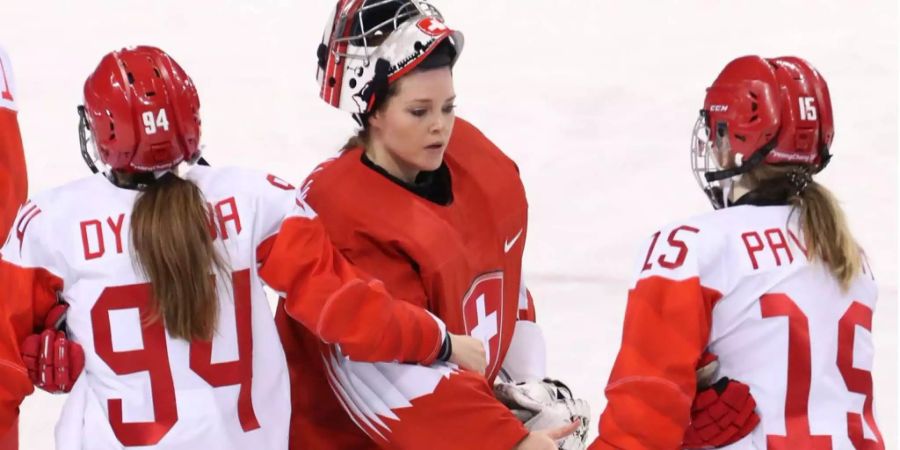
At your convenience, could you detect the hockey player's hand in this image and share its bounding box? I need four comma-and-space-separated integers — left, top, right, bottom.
495, 378, 590, 450
683, 352, 760, 449
515, 420, 580, 450
448, 333, 486, 374
21, 303, 85, 393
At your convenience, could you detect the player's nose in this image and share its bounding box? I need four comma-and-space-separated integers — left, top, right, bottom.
430, 114, 451, 135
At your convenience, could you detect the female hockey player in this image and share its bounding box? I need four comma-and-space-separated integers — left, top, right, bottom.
0, 45, 485, 450
273, 1, 590, 450
591, 56, 884, 449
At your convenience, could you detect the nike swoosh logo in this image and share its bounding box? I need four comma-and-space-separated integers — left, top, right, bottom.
504, 229, 523, 253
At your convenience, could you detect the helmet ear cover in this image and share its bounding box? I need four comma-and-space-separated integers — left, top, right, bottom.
704, 124, 781, 183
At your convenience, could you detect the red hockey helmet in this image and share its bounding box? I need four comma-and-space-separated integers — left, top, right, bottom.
79, 46, 201, 176
691, 55, 834, 208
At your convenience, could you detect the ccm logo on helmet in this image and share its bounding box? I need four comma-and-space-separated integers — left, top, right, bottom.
417, 17, 448, 37
709, 104, 729, 112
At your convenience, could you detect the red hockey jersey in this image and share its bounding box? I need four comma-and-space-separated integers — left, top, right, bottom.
0, 46, 26, 246
276, 118, 536, 450
0, 45, 26, 450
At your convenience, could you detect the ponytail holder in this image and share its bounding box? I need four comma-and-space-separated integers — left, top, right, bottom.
787, 168, 812, 195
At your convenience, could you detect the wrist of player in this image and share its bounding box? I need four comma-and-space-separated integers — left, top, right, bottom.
446, 333, 487, 374
437, 330, 452, 361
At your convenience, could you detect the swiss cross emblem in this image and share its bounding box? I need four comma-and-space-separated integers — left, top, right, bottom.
462, 272, 504, 380
417, 17, 448, 37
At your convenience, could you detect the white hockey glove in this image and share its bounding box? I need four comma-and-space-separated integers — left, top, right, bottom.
494, 378, 590, 450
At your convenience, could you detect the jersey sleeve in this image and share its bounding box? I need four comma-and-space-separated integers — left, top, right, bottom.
254, 173, 298, 244
0, 200, 65, 435
258, 191, 446, 365
517, 284, 536, 322
591, 224, 722, 450
0, 47, 28, 239
325, 353, 529, 450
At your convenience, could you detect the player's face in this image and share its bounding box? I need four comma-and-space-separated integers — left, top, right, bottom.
713, 133, 735, 169
368, 67, 456, 183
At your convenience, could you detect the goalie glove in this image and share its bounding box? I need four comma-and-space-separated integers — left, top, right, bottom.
495, 378, 591, 450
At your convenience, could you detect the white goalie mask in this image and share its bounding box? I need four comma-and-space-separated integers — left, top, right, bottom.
316, 0, 464, 118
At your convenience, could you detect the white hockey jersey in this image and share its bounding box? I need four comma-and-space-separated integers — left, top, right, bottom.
0, 165, 447, 449
593, 204, 883, 450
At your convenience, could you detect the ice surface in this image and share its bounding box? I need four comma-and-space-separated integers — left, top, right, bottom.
1, 0, 895, 448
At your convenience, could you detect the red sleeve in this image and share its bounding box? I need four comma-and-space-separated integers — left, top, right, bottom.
258, 214, 444, 365
0, 93, 27, 239
590, 276, 720, 450
0, 258, 63, 436
517, 288, 536, 322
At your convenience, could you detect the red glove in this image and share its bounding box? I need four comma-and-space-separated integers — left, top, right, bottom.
683, 352, 760, 449
20, 304, 85, 393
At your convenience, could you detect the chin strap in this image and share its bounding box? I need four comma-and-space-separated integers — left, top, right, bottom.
704, 133, 779, 183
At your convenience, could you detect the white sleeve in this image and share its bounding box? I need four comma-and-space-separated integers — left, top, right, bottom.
0, 47, 17, 112
501, 320, 547, 382
254, 172, 305, 245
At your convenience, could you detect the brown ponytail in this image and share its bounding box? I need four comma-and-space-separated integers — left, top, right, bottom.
131, 173, 227, 341
342, 128, 370, 152
743, 165, 861, 290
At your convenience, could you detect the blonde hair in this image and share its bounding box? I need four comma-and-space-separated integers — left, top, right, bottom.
743, 164, 861, 289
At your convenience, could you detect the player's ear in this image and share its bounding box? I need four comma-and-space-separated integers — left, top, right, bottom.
368, 110, 384, 133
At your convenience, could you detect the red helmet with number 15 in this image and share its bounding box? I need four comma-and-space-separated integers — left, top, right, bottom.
79, 46, 201, 177
691, 55, 834, 209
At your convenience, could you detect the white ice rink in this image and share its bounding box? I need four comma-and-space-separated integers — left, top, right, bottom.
1, 0, 897, 448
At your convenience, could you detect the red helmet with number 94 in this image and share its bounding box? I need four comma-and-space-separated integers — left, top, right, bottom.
691, 55, 834, 209
79, 46, 202, 177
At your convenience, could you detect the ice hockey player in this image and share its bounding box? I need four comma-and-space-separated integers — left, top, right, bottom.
591, 56, 884, 450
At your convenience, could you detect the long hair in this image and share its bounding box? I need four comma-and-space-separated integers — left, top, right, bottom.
742, 164, 861, 290
131, 173, 227, 340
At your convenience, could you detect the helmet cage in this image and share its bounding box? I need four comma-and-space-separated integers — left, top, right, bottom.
691, 112, 728, 209
331, 0, 443, 65
78, 105, 103, 176
691, 109, 781, 209
317, 0, 463, 116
